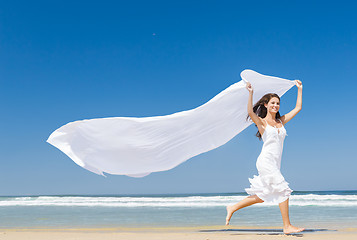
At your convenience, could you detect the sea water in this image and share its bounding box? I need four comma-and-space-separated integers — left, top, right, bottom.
0, 191, 356, 229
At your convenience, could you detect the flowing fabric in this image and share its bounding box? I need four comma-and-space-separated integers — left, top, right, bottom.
47, 70, 296, 177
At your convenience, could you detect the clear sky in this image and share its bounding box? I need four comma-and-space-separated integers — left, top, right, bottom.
1, 0, 356, 196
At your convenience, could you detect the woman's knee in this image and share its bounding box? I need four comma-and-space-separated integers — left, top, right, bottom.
248, 195, 264, 203
254, 195, 264, 203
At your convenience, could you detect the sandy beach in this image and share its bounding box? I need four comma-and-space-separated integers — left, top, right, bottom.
1, 226, 357, 240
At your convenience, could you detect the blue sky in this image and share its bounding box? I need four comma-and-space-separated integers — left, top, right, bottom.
1, 0, 356, 195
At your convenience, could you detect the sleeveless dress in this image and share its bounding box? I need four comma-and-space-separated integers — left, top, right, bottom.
245, 119, 293, 204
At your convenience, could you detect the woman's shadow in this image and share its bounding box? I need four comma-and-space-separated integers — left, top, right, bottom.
199, 228, 332, 237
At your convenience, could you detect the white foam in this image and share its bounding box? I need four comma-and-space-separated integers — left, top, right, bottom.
1, 194, 357, 207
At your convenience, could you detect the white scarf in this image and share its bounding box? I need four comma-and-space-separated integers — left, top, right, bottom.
47, 70, 296, 177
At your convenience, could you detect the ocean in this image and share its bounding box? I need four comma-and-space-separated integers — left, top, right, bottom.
1, 190, 356, 229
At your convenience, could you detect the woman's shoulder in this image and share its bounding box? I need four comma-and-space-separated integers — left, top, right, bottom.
259, 117, 266, 122
258, 117, 267, 128
279, 116, 286, 125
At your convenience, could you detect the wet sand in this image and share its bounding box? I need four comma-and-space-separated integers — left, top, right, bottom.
1, 226, 356, 240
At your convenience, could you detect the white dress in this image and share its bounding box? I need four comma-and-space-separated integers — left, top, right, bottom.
245, 119, 293, 204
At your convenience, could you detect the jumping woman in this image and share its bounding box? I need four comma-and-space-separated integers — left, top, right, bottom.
225, 80, 305, 235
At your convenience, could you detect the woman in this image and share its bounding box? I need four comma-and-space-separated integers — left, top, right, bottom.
225, 80, 305, 235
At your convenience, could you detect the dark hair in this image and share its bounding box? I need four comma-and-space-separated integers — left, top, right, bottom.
246, 93, 281, 140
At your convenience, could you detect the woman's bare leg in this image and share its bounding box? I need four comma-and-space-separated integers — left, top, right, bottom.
226, 195, 264, 225
279, 198, 305, 234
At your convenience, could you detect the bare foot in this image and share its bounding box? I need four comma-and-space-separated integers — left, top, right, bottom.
225, 205, 234, 225
283, 225, 305, 234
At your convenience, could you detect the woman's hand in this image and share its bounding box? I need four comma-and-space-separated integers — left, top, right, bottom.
295, 80, 302, 89
246, 82, 253, 93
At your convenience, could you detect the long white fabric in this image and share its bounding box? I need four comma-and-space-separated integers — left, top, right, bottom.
47, 70, 296, 177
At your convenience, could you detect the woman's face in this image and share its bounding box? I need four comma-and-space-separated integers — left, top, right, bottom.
265, 97, 280, 113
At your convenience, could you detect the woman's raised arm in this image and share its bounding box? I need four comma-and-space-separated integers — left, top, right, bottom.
281, 80, 302, 124
246, 82, 264, 128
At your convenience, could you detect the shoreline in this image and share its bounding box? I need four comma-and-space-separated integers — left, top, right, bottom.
1, 224, 354, 231
1, 226, 357, 240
